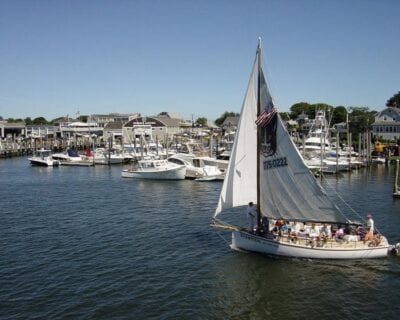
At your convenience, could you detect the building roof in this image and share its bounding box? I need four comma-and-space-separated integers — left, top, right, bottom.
1, 122, 26, 128
222, 116, 239, 127
104, 121, 124, 130
153, 117, 181, 127
157, 112, 183, 120
374, 107, 400, 122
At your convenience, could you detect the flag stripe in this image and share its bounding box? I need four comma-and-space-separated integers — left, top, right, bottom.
255, 108, 277, 127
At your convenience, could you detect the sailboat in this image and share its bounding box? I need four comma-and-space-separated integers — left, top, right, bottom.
212, 40, 390, 259
394, 160, 400, 198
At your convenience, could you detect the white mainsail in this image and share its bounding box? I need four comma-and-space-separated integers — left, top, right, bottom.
215, 48, 347, 224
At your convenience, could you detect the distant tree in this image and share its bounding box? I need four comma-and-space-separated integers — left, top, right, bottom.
331, 106, 347, 125
6, 118, 23, 122
196, 117, 208, 127
290, 102, 334, 120
348, 107, 376, 133
289, 102, 313, 119
386, 91, 400, 107
215, 111, 239, 127
0, 116, 3, 121
78, 115, 88, 123
32, 117, 48, 125
51, 116, 65, 124
24, 117, 33, 125
279, 112, 290, 121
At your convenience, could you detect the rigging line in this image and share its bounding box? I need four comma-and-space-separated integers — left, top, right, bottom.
321, 176, 364, 222
216, 231, 231, 246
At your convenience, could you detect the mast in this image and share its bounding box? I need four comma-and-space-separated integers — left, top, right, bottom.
256, 38, 262, 232
395, 160, 399, 193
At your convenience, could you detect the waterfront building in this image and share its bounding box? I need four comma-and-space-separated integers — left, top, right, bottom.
123, 115, 182, 144
26, 125, 55, 139
103, 121, 124, 144
53, 118, 102, 140
88, 113, 139, 128
372, 107, 400, 142
221, 116, 239, 132
0, 121, 26, 139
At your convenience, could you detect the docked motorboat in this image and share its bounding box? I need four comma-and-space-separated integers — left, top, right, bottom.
52, 149, 84, 162
88, 148, 125, 165
121, 157, 186, 180
28, 149, 60, 167
168, 154, 224, 180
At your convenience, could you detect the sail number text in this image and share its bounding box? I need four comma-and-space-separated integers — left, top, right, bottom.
263, 157, 288, 170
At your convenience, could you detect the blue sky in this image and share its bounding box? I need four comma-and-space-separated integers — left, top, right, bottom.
1, 0, 399, 121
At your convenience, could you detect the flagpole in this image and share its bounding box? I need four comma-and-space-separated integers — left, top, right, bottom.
256, 38, 262, 233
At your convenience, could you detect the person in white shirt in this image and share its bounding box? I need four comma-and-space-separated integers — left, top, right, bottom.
365, 213, 375, 241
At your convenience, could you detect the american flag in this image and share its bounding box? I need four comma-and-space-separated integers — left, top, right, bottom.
255, 106, 277, 127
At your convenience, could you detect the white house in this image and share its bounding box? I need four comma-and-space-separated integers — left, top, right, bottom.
372, 107, 400, 141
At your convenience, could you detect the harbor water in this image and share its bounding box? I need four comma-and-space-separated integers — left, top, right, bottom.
1, 158, 400, 319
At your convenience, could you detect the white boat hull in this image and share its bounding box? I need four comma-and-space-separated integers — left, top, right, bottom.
231, 230, 389, 259
29, 158, 60, 167
121, 166, 186, 180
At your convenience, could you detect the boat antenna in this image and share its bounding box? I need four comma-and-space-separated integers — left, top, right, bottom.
256, 38, 262, 232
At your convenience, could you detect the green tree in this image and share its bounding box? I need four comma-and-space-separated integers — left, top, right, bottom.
279, 112, 290, 121
348, 107, 377, 134
51, 116, 65, 124
289, 102, 316, 119
32, 117, 48, 125
196, 117, 208, 127
6, 118, 23, 122
386, 91, 400, 107
215, 111, 239, 127
24, 117, 33, 125
331, 106, 347, 125
78, 115, 88, 123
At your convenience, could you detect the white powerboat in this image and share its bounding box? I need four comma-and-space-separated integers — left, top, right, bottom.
168, 154, 224, 180
52, 149, 83, 162
28, 149, 60, 167
121, 157, 186, 180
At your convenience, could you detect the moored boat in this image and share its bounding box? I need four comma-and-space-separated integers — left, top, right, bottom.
121, 157, 186, 180
212, 39, 390, 259
28, 149, 60, 167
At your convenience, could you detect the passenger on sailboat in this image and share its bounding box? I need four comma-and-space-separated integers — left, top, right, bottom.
308, 223, 320, 247
367, 213, 374, 232
335, 226, 345, 241
320, 224, 331, 238
246, 202, 256, 233
356, 224, 366, 239
364, 214, 375, 242
318, 224, 331, 246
